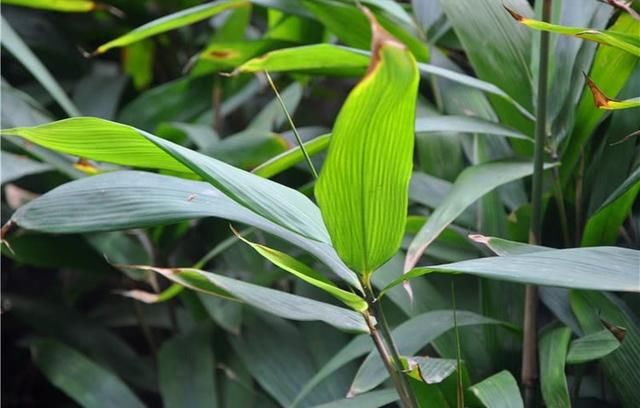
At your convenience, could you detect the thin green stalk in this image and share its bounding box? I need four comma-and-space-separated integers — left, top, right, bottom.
451, 283, 464, 408
523, 0, 552, 406
264, 71, 318, 179
363, 281, 417, 408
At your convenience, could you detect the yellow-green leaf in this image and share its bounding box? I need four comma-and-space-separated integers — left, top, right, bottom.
93, 0, 248, 54
505, 6, 640, 57
2, 0, 96, 12
315, 9, 419, 276
234, 230, 367, 311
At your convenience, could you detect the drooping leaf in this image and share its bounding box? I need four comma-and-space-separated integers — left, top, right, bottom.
235, 232, 368, 311
566, 329, 621, 364
235, 43, 534, 118
93, 0, 249, 54
0, 117, 335, 256
394, 247, 640, 293
234, 44, 370, 76
315, 10, 419, 275
133, 265, 369, 333
1, 17, 80, 116
405, 161, 557, 271
30, 338, 145, 408
469, 370, 524, 408
1, 118, 189, 173
5, 170, 358, 287
158, 324, 218, 408
506, 7, 640, 57
539, 327, 571, 408
570, 291, 640, 407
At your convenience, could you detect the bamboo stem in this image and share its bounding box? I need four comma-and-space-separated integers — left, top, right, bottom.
522, 0, 552, 405
363, 280, 417, 408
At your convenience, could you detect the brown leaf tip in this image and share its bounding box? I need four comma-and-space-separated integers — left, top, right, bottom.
584, 73, 611, 108
360, 6, 405, 77
503, 5, 525, 21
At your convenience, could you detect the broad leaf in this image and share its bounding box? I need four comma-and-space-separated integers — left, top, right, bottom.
395, 247, 640, 293
30, 338, 145, 408
134, 265, 369, 333
469, 370, 524, 408
315, 11, 419, 274
539, 327, 571, 408
5, 171, 358, 287
570, 291, 640, 407
94, 0, 249, 54
405, 161, 557, 271
566, 330, 621, 364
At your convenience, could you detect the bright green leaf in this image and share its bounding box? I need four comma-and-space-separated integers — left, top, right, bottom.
315, 11, 419, 275
469, 370, 523, 408
566, 329, 621, 364
539, 327, 571, 408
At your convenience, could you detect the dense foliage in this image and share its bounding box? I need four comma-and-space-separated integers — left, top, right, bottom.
1, 0, 639, 407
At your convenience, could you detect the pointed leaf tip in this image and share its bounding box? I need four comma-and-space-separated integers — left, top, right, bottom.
503, 5, 525, 21
584, 73, 611, 108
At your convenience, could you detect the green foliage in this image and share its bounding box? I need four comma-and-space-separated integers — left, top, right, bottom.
2, 0, 638, 407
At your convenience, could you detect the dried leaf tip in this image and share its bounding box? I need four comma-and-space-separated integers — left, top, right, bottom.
583, 73, 611, 108
503, 5, 525, 21
468, 234, 491, 245
360, 6, 405, 76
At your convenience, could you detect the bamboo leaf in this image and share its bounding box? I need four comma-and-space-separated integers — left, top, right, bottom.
560, 13, 639, 185
315, 9, 419, 275
405, 161, 557, 271
5, 170, 358, 288
1, 17, 80, 116
566, 329, 621, 364
2, 0, 97, 12
415, 116, 531, 140
159, 324, 217, 408
235, 232, 368, 311
252, 133, 330, 178
584, 75, 640, 109
133, 265, 369, 333
235, 43, 534, 119
539, 327, 571, 408
469, 370, 523, 408
393, 246, 640, 293
30, 338, 145, 408
506, 6, 640, 56
570, 291, 640, 406
94, 0, 249, 54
